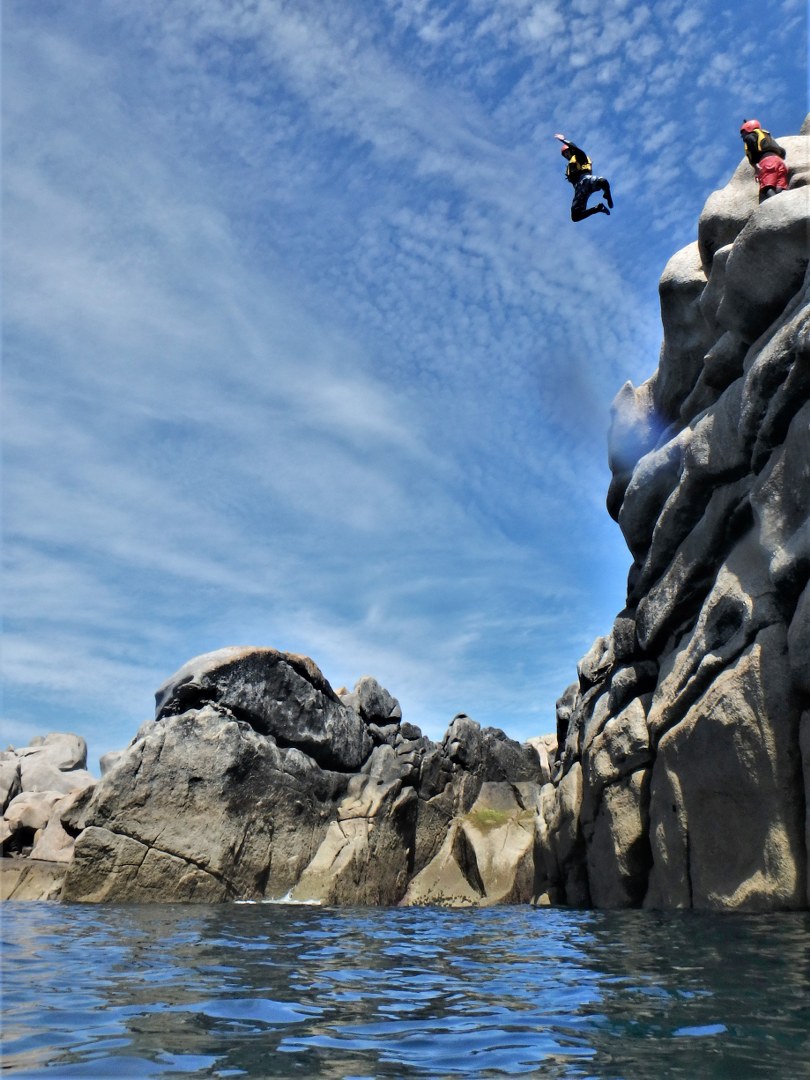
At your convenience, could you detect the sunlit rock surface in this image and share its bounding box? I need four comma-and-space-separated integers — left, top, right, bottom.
57, 651, 544, 904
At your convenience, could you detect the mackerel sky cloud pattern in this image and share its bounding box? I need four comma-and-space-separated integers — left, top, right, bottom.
1, 0, 806, 762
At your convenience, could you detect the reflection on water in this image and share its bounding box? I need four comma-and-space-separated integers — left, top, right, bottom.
2, 902, 810, 1077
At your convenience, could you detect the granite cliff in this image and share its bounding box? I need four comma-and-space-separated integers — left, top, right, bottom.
540, 116, 810, 911
3, 118, 809, 909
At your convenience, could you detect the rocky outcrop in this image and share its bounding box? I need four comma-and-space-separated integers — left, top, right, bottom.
542, 120, 810, 911
0, 733, 97, 898
57, 648, 546, 904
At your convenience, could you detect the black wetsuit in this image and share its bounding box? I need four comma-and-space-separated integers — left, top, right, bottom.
564, 142, 612, 221
741, 129, 788, 202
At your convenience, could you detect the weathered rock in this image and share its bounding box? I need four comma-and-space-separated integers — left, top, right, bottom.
800, 712, 810, 901
17, 733, 88, 771
586, 769, 652, 909
546, 117, 810, 912
634, 477, 752, 653
717, 190, 810, 343
0, 754, 21, 814
290, 743, 416, 904
606, 378, 662, 519
49, 660, 549, 906
62, 706, 345, 902
399, 821, 484, 907
645, 626, 805, 911
585, 696, 651, 795
1, 859, 67, 901
349, 676, 402, 726
749, 397, 810, 593
2, 733, 95, 800
29, 812, 76, 864
401, 781, 539, 907
618, 433, 687, 561
789, 584, 810, 695
99, 750, 124, 776
526, 734, 557, 784
19, 757, 95, 796
4, 790, 66, 835
697, 158, 758, 270
155, 647, 373, 772
540, 762, 588, 906
646, 531, 782, 743
442, 714, 541, 795
555, 681, 579, 770
654, 241, 714, 423
679, 332, 749, 426
607, 661, 657, 715
0, 730, 98, 864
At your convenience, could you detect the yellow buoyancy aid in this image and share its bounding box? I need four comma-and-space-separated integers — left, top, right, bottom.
744, 128, 785, 164
566, 151, 592, 182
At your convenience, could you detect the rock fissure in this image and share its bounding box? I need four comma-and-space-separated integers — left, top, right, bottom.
109, 826, 229, 888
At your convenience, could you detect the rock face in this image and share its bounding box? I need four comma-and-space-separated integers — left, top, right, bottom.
542, 120, 810, 911
60, 648, 546, 904
1, 733, 97, 899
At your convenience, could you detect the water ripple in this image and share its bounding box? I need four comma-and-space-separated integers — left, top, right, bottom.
2, 904, 810, 1077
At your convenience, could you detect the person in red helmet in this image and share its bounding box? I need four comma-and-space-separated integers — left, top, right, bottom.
553, 133, 613, 221
740, 119, 789, 202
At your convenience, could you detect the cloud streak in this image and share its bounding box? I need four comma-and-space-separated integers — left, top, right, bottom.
2, 0, 806, 764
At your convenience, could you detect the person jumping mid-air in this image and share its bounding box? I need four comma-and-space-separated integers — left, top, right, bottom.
739, 119, 789, 203
554, 133, 613, 221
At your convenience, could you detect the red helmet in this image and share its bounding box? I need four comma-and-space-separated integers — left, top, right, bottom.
560, 144, 571, 157
740, 119, 761, 135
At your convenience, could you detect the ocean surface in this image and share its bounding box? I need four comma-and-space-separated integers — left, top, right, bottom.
2, 902, 809, 1078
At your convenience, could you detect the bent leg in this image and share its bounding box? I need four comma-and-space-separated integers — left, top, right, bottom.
572, 203, 609, 221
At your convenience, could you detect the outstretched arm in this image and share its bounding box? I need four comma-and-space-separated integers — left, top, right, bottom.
553, 133, 567, 143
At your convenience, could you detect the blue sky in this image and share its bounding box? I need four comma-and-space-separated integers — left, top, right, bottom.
2, 0, 806, 769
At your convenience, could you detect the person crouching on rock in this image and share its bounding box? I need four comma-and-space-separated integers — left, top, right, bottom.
554, 133, 613, 221
740, 119, 789, 203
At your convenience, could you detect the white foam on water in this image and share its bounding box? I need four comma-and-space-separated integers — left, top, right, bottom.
233, 893, 322, 906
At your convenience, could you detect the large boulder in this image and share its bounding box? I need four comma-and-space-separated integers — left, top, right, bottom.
645, 626, 805, 911
0, 754, 21, 814
62, 705, 346, 902
1, 860, 67, 901
716, 190, 810, 343
154, 647, 373, 771
1, 727, 99, 859
17, 733, 88, 771
289, 744, 416, 905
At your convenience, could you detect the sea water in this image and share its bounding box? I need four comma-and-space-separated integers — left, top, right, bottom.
2, 902, 809, 1078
